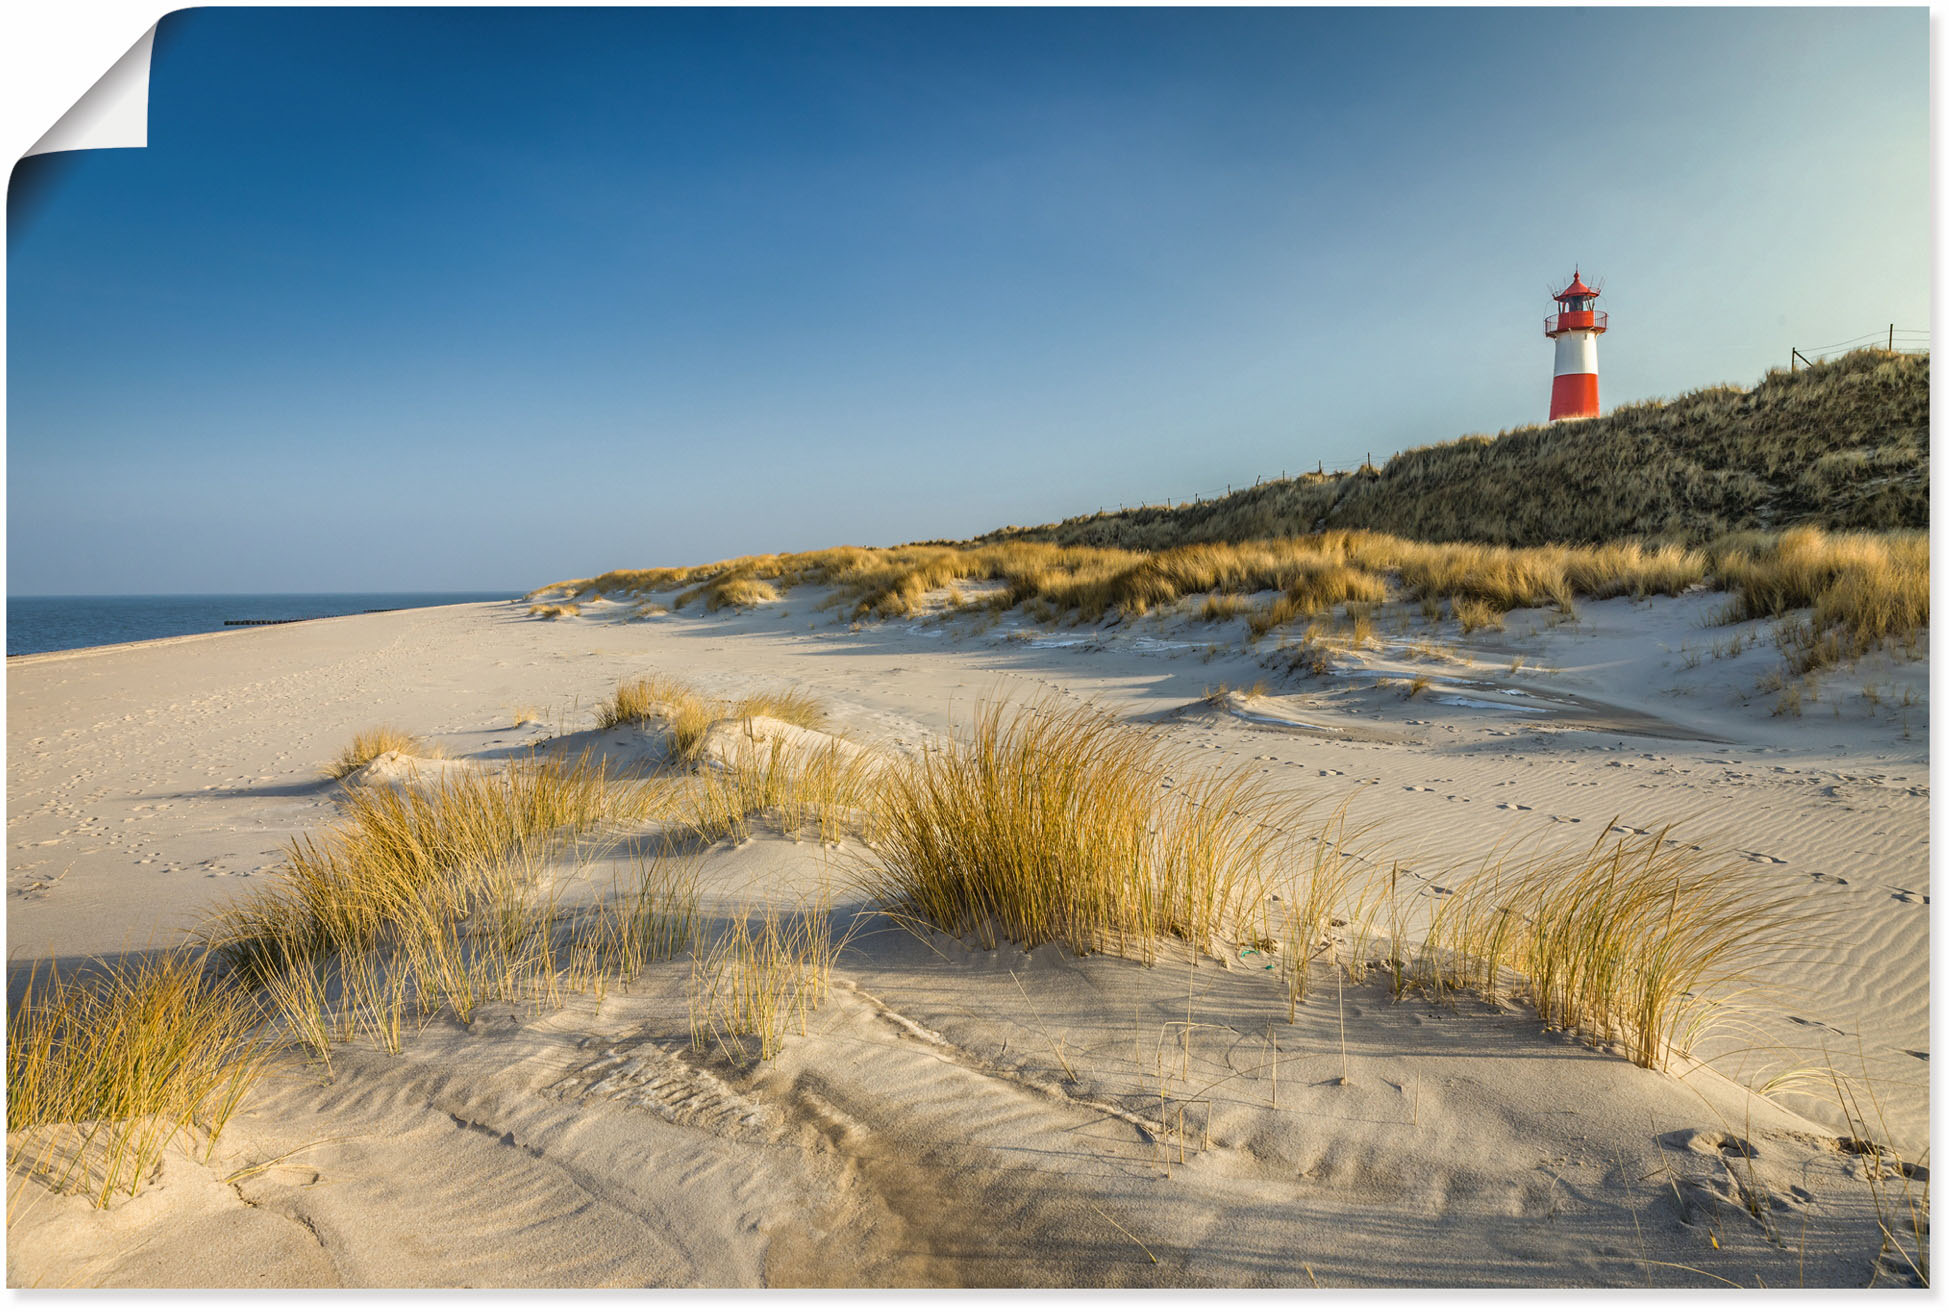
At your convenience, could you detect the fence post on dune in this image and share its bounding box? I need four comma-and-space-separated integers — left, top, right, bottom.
1889, 324, 1895, 352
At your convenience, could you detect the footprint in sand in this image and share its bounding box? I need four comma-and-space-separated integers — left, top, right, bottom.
1319, 769, 1343, 777
1890, 888, 1929, 905
1809, 872, 1849, 886
1445, 794, 1470, 803
1497, 802, 1533, 812
1613, 824, 1651, 836
1548, 815, 1581, 824
1787, 1016, 1845, 1035
1741, 851, 1787, 864
1404, 785, 1436, 793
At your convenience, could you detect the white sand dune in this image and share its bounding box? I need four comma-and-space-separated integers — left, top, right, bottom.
6, 593, 1929, 1287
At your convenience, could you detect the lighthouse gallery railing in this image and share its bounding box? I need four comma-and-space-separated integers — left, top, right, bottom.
1544, 310, 1607, 335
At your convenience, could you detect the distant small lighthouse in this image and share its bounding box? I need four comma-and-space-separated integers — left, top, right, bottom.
1544, 270, 1607, 421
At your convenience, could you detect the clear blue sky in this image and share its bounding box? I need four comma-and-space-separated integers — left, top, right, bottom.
7, 7, 1929, 594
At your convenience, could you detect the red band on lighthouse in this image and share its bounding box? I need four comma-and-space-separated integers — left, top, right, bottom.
1543, 269, 1607, 422
1550, 372, 1598, 420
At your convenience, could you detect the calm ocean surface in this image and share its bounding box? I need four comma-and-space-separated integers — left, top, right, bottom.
6, 592, 518, 657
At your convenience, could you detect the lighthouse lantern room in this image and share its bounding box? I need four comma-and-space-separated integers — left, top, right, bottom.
1543, 270, 1607, 421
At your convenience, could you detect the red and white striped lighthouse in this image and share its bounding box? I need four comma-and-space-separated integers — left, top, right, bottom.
1543, 270, 1607, 421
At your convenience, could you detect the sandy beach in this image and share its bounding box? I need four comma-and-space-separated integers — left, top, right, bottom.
4, 587, 1928, 1288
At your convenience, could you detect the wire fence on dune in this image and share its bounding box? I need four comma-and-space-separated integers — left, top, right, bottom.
1792, 325, 1928, 369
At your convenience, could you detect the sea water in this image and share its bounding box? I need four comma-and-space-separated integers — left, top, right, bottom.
6, 592, 517, 657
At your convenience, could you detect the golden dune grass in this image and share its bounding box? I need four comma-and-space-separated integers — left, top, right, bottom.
207, 753, 655, 983
545, 517, 1923, 673
1452, 597, 1506, 634
596, 675, 827, 763
596, 673, 716, 739
853, 700, 1805, 1075
203, 750, 692, 1065
7, 950, 279, 1206
675, 572, 781, 612
679, 733, 879, 846
1710, 527, 1929, 673
19, 679, 1828, 1211
533, 352, 1924, 667
1413, 825, 1808, 1070
327, 726, 438, 780
856, 701, 1288, 962
688, 898, 843, 1065
542, 531, 1713, 632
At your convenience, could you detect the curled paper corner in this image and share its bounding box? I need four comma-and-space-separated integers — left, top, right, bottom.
25, 24, 158, 158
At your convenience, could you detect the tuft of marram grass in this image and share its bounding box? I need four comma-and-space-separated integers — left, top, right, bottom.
675, 571, 780, 612
688, 897, 844, 1065
1413, 824, 1808, 1070
856, 701, 1287, 962
596, 674, 827, 764
208, 748, 694, 1060
1452, 596, 1506, 634
327, 726, 435, 780
1710, 526, 1928, 674
206, 752, 658, 983
678, 733, 880, 846
7, 950, 280, 1207
595, 674, 716, 743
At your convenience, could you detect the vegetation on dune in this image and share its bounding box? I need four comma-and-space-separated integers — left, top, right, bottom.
676, 572, 781, 612
1708, 527, 1929, 674
689, 899, 844, 1065
1413, 826, 1806, 1070
542, 527, 1925, 677
858, 701, 1295, 962
206, 753, 660, 985
679, 731, 879, 846
7, 951, 279, 1206
327, 725, 437, 779
596, 674, 828, 763
541, 534, 1712, 627
971, 349, 1927, 550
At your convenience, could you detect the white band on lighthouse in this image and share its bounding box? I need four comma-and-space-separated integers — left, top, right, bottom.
1553, 331, 1599, 378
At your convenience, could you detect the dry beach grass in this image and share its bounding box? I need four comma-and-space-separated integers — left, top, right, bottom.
7, 950, 278, 1208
